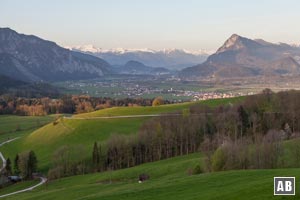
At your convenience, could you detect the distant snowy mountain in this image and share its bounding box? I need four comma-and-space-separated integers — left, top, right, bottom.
65, 44, 102, 53
68, 45, 211, 70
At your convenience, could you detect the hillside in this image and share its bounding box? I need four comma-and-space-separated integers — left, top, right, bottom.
0, 28, 111, 82
0, 75, 61, 97
0, 75, 25, 90
0, 97, 243, 172
1, 152, 299, 200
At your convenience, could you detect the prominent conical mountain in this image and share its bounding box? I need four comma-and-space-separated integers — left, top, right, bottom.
0, 28, 112, 82
180, 34, 300, 78
216, 34, 261, 53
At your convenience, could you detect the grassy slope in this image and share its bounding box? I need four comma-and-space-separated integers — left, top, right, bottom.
0, 117, 146, 172
2, 153, 299, 200
0, 97, 244, 172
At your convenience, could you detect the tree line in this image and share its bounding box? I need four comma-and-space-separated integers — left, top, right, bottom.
0, 95, 171, 116
2, 150, 38, 180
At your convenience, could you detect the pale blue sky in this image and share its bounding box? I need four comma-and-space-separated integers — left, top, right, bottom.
1, 0, 300, 50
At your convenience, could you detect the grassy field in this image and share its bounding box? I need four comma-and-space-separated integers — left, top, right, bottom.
0, 130, 29, 144
1, 153, 299, 200
0, 115, 56, 134
0, 180, 39, 196
0, 97, 243, 172
0, 115, 57, 144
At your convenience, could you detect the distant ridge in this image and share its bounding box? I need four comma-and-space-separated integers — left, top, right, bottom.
112, 60, 170, 75
70, 46, 210, 70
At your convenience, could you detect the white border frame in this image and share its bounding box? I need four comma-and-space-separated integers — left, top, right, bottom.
274, 177, 295, 196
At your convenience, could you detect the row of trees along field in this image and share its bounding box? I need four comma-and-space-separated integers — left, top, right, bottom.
1, 151, 38, 182
48, 89, 300, 179
0, 95, 171, 116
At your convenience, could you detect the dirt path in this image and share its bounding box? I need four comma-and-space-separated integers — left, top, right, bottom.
0, 137, 20, 172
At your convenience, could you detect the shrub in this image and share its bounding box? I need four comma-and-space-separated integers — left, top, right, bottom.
193, 164, 203, 174
152, 97, 164, 107
211, 148, 226, 171
48, 166, 63, 180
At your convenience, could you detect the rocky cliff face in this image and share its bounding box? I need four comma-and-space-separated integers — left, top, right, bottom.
0, 28, 111, 82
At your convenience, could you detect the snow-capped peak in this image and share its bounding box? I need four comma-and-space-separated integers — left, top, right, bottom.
290, 43, 300, 48
158, 48, 213, 55
104, 48, 157, 54
65, 45, 213, 56
64, 44, 102, 53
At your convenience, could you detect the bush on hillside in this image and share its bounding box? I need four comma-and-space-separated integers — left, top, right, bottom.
193, 164, 203, 174
152, 96, 164, 106
211, 148, 226, 172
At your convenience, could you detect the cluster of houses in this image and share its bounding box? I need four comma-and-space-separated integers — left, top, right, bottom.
175, 91, 253, 101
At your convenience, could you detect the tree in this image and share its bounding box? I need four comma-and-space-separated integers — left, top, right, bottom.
98, 143, 103, 171
28, 150, 38, 177
18, 150, 38, 179
237, 105, 250, 137
50, 145, 88, 179
14, 154, 20, 175
152, 97, 164, 107
92, 142, 100, 169
211, 148, 226, 171
5, 158, 12, 175
18, 152, 29, 179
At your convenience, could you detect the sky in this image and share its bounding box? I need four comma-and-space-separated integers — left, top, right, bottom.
1, 0, 300, 51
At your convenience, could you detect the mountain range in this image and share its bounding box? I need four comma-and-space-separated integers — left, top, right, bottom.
1, 28, 300, 83
69, 45, 210, 70
0, 28, 111, 82
180, 34, 300, 78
